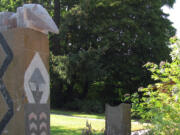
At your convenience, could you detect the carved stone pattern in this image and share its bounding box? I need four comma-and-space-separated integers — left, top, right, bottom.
0, 33, 14, 135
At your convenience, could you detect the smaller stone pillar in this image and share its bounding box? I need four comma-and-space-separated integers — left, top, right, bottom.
105, 103, 131, 135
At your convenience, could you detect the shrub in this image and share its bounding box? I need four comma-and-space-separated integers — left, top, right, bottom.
132, 38, 180, 134
64, 99, 104, 113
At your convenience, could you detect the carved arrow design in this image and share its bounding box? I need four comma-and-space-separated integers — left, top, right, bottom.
39, 112, 47, 120
39, 122, 47, 130
28, 112, 37, 121
30, 132, 36, 135
29, 122, 38, 131
0, 33, 13, 135
40, 131, 47, 135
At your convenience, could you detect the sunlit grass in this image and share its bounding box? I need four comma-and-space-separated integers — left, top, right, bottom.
51, 109, 104, 119
51, 114, 105, 130
50, 110, 146, 135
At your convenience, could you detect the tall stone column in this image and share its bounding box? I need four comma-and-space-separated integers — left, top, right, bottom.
0, 28, 50, 135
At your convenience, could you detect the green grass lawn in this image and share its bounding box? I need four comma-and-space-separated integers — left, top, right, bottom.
50, 110, 145, 135
51, 114, 104, 135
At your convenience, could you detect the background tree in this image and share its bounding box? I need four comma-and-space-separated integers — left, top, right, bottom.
0, 0, 23, 11
50, 0, 176, 110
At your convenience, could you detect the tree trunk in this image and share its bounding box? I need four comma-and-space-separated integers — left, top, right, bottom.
66, 82, 75, 102
31, 0, 39, 3
52, 0, 61, 55
54, 0, 60, 27
80, 80, 89, 99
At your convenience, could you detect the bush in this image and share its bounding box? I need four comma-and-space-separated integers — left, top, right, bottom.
64, 99, 104, 113
132, 38, 180, 134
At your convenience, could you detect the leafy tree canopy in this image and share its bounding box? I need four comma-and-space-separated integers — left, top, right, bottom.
51, 0, 176, 106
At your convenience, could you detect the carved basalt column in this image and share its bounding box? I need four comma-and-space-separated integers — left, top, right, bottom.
105, 103, 131, 135
0, 28, 50, 135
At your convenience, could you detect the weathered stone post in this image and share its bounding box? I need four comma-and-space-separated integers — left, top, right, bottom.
0, 28, 50, 135
105, 103, 131, 135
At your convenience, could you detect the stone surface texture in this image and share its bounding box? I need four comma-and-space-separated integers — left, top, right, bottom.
0, 4, 59, 35
105, 103, 131, 135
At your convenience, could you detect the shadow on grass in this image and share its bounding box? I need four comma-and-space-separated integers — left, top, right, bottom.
51, 110, 105, 119
51, 126, 103, 135
51, 126, 82, 135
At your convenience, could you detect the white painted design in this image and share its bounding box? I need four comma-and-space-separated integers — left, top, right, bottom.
24, 52, 49, 104
28, 112, 37, 121
2, 130, 8, 134
29, 122, 38, 130
40, 131, 47, 135
16, 105, 22, 111
39, 122, 47, 130
39, 112, 47, 120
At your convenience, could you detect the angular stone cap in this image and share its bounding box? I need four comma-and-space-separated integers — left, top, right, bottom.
0, 4, 59, 35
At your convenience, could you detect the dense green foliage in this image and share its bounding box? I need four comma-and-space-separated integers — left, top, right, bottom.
0, 0, 23, 11
50, 0, 176, 110
132, 38, 180, 134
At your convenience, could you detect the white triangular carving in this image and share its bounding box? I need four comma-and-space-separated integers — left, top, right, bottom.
24, 52, 49, 104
